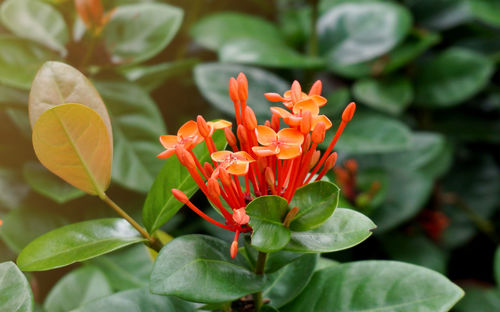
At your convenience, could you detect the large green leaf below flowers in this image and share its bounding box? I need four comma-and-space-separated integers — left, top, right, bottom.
0, 261, 33, 312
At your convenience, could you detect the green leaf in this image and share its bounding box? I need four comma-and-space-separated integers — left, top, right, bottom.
0, 261, 33, 312
322, 112, 411, 154
469, 0, 500, 27
29, 61, 112, 137
44, 265, 113, 312
289, 181, 339, 231
150, 234, 266, 303
495, 245, 500, 285
318, 2, 412, 66
17, 218, 145, 271
90, 244, 153, 291
406, 0, 471, 30
264, 254, 318, 308
415, 48, 494, 107
246, 196, 291, 253
353, 77, 413, 115
0, 167, 30, 210
194, 63, 288, 119
121, 59, 198, 92
0, 36, 54, 90
282, 261, 464, 312
23, 161, 84, 204
0, 84, 28, 109
455, 286, 500, 312
95, 81, 166, 193
32, 104, 113, 196
381, 233, 448, 274
0, 0, 68, 53
190, 12, 283, 51
219, 38, 323, 69
73, 288, 196, 312
103, 3, 183, 65
285, 208, 375, 253
142, 128, 226, 234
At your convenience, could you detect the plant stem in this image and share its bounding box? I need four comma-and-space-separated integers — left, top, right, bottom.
253, 251, 268, 311
101, 194, 163, 251
308, 0, 320, 58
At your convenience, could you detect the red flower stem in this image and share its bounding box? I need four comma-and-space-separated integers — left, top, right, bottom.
284, 157, 301, 201
232, 99, 241, 126
184, 199, 235, 231
244, 176, 251, 194
189, 151, 208, 180
305, 121, 346, 184
209, 195, 233, 222
233, 175, 244, 199
221, 182, 240, 209
294, 142, 318, 191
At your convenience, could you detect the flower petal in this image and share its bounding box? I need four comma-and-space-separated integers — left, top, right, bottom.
277, 144, 302, 160
227, 162, 250, 176
252, 145, 280, 157
278, 128, 304, 146
270, 107, 292, 119
177, 120, 200, 139
208, 119, 232, 129
292, 98, 320, 116
159, 135, 178, 149
211, 150, 232, 163
310, 95, 327, 107
255, 125, 277, 146
312, 115, 333, 130
234, 151, 255, 163
157, 149, 176, 159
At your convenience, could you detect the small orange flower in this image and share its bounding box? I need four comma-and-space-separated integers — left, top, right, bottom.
265, 80, 327, 110
270, 98, 332, 130
207, 120, 232, 135
157, 120, 204, 159
211, 151, 255, 176
75, 0, 114, 35
252, 126, 304, 159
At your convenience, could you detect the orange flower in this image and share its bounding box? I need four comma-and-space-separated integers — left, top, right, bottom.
211, 151, 255, 176
270, 98, 332, 130
207, 120, 232, 135
75, 0, 114, 35
157, 120, 204, 159
265, 80, 327, 110
252, 126, 304, 159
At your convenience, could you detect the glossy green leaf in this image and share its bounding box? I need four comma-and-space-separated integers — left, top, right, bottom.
194, 63, 288, 119
0, 261, 33, 312
44, 265, 113, 312
318, 2, 412, 66
290, 181, 339, 231
242, 242, 304, 274
17, 218, 145, 271
121, 59, 198, 92
95, 81, 166, 193
191, 12, 283, 51
29, 61, 112, 136
415, 48, 494, 107
23, 161, 84, 204
353, 77, 413, 115
322, 112, 411, 154
495, 245, 500, 285
469, 0, 500, 27
32, 104, 113, 196
0, 167, 30, 210
455, 286, 500, 312
142, 125, 226, 234
0, 36, 54, 90
103, 3, 183, 64
282, 261, 464, 312
406, 0, 471, 30
285, 208, 375, 253
90, 244, 153, 291
74, 288, 196, 312
263, 254, 318, 308
0, 0, 68, 53
150, 234, 266, 303
246, 196, 291, 253
0, 84, 28, 108
219, 38, 323, 68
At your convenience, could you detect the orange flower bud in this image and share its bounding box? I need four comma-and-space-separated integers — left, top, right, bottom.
300, 111, 312, 134
256, 157, 267, 174
243, 107, 257, 131
265, 167, 275, 186
171, 189, 189, 204
311, 122, 326, 144
204, 162, 214, 177
303, 133, 311, 151
236, 124, 248, 145
271, 114, 280, 132
196, 115, 210, 138
290, 80, 301, 103
283, 206, 299, 228
228, 77, 239, 103
345, 159, 358, 173
310, 150, 321, 169
182, 149, 196, 170
237, 73, 248, 101
175, 145, 185, 165
264, 120, 271, 128
308, 80, 322, 96
265, 93, 285, 102
207, 178, 221, 198
219, 167, 232, 187
224, 127, 237, 147
325, 152, 338, 171
233, 208, 249, 225
230, 240, 238, 258
342, 102, 356, 122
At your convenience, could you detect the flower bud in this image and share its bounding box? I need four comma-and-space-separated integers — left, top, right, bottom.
204, 162, 214, 177
207, 178, 221, 198
182, 149, 196, 170
219, 167, 232, 187
257, 157, 267, 173
325, 152, 338, 171
342, 102, 356, 122
310, 150, 321, 169
237, 73, 248, 101
228, 77, 239, 103
264, 120, 271, 128
345, 159, 358, 173
303, 133, 311, 151
311, 122, 326, 144
196, 115, 210, 138
308, 80, 322, 96
265, 93, 284, 102
271, 114, 280, 132
243, 107, 257, 131
236, 124, 248, 145
265, 167, 275, 187
171, 189, 188, 204
300, 111, 312, 134
224, 128, 237, 147
290, 80, 301, 103
175, 145, 185, 165
230, 241, 238, 259
283, 206, 299, 228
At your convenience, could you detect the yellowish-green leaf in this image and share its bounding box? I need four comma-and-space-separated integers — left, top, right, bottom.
32, 103, 112, 196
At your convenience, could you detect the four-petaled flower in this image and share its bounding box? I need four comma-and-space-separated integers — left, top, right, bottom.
211, 151, 255, 176
252, 126, 304, 159
157, 120, 204, 159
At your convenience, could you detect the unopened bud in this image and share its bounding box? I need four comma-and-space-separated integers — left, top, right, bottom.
271, 114, 280, 132
175, 145, 185, 165
265, 93, 284, 102
265, 167, 275, 186
236, 124, 248, 145
196, 115, 210, 138
325, 152, 338, 170
342, 102, 356, 122
237, 73, 248, 101
345, 159, 358, 173
171, 189, 188, 204
230, 241, 238, 258
304, 134, 311, 151
229, 77, 239, 103
310, 150, 321, 169
300, 111, 312, 134
283, 206, 300, 228
290, 80, 301, 103
264, 120, 271, 128
207, 178, 221, 198
311, 122, 326, 144
244, 107, 257, 131
308, 80, 322, 96
182, 150, 196, 170
219, 167, 232, 187
204, 162, 214, 176
224, 128, 237, 147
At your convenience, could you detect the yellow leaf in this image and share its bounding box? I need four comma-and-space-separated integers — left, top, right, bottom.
32, 103, 112, 197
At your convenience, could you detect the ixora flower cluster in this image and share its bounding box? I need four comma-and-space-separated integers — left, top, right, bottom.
157, 73, 356, 258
